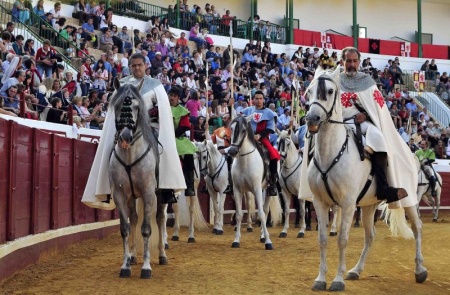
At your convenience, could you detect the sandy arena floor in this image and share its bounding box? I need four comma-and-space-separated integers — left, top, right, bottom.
1, 212, 450, 295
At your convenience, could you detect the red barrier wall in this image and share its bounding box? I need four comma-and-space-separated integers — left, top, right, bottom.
0, 118, 116, 244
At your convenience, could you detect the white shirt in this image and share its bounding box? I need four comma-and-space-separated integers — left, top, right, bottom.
121, 57, 128, 68
49, 8, 61, 26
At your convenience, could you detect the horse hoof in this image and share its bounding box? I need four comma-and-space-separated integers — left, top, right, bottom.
329, 232, 337, 237
311, 281, 326, 291
231, 242, 240, 248
279, 232, 287, 238
346, 272, 360, 280
165, 243, 169, 250
212, 228, 217, 234
171, 236, 179, 241
247, 228, 253, 232
354, 222, 360, 228
119, 268, 131, 278
432, 218, 437, 222
415, 270, 428, 283
329, 281, 345, 291
265, 243, 274, 250
294, 223, 300, 228
297, 232, 305, 238
130, 256, 137, 265
159, 256, 168, 265
140, 269, 151, 279
187, 238, 196, 243
260, 237, 266, 243
215, 230, 224, 235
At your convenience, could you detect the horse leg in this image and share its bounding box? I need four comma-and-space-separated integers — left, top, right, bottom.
156, 199, 168, 266
311, 199, 329, 291
347, 203, 378, 280
354, 207, 361, 228
217, 192, 226, 234
210, 190, 219, 233
115, 192, 132, 278
140, 193, 157, 279
231, 190, 243, 248
187, 196, 196, 243
305, 201, 312, 231
297, 199, 306, 238
293, 194, 301, 227
245, 193, 254, 232
329, 204, 339, 236
279, 189, 290, 238
259, 190, 273, 250
171, 203, 180, 241
404, 206, 428, 283
435, 186, 441, 221
329, 204, 356, 292
162, 206, 169, 249
128, 198, 138, 265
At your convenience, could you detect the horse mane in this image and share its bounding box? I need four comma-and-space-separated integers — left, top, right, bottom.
109, 83, 157, 146
317, 75, 328, 101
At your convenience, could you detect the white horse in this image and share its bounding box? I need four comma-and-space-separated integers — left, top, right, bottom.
228, 116, 282, 250
109, 79, 166, 278
304, 67, 427, 291
277, 130, 306, 238
195, 140, 229, 234
169, 150, 209, 244
416, 160, 442, 222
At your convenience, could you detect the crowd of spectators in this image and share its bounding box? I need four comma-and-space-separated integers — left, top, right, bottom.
1, 0, 450, 160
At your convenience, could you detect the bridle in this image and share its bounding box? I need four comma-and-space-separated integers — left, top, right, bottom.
230, 119, 255, 156
279, 137, 303, 195
307, 75, 340, 124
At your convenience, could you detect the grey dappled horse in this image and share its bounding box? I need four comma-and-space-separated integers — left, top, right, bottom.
109, 78, 167, 279
304, 67, 427, 291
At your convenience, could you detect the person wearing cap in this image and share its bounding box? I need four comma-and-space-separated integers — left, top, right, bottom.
117, 26, 132, 54
83, 53, 187, 208
168, 86, 198, 196
151, 51, 164, 76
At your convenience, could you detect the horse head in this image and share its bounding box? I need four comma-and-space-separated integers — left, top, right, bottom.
305, 66, 341, 134
228, 115, 254, 157
277, 129, 291, 162
194, 140, 209, 177
110, 77, 147, 149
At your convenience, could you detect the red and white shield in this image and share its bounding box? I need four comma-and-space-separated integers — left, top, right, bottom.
253, 113, 262, 123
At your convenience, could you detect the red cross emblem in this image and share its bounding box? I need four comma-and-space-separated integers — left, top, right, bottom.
253, 113, 262, 122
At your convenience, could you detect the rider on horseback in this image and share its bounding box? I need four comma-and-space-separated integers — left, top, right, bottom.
169, 86, 199, 201
340, 47, 409, 204
208, 113, 234, 194
241, 91, 281, 197
415, 140, 437, 197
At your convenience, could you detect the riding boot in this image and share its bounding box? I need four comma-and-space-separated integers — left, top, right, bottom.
267, 159, 278, 197
429, 176, 437, 197
223, 156, 233, 194
161, 189, 177, 204
183, 154, 196, 196
371, 152, 408, 203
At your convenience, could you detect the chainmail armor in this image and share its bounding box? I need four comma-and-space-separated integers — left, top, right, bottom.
339, 72, 376, 93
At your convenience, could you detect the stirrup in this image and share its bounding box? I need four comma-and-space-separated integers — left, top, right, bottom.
224, 185, 233, 195
161, 189, 177, 204
267, 186, 278, 197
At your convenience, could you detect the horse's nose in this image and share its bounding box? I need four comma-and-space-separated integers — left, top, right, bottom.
120, 127, 133, 143
228, 147, 238, 157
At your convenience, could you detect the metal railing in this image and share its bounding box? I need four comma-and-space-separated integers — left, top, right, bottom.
411, 91, 450, 127
0, 0, 81, 76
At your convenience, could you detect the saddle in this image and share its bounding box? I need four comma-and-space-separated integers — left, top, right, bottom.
255, 141, 270, 183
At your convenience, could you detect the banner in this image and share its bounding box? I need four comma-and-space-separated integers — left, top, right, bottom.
413, 70, 426, 92
321, 32, 332, 49
401, 42, 411, 57
368, 39, 380, 54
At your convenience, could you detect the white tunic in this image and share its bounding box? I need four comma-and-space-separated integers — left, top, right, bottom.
82, 76, 186, 210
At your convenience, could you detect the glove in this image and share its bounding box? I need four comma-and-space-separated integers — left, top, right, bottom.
355, 113, 366, 124
148, 106, 158, 118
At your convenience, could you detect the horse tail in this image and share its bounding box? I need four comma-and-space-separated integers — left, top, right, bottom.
269, 195, 283, 226
383, 206, 414, 240
136, 197, 159, 260
191, 195, 209, 231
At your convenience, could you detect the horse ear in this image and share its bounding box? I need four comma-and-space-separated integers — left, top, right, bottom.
314, 65, 326, 79
331, 66, 341, 82
113, 76, 121, 90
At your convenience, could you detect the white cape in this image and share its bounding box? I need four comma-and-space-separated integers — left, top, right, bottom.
82, 77, 186, 210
